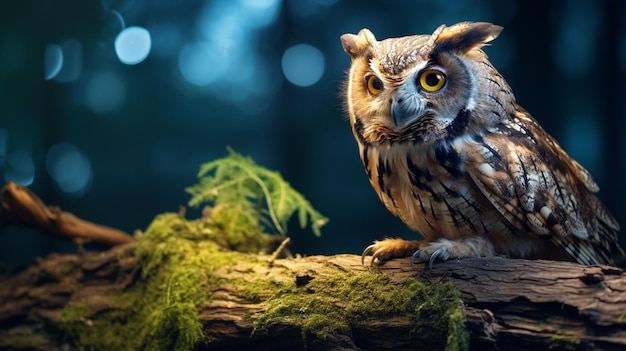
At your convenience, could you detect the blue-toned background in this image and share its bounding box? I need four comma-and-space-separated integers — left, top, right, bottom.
1, 0, 625, 267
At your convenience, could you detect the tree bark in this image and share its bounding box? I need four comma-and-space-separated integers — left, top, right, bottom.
1, 241, 625, 351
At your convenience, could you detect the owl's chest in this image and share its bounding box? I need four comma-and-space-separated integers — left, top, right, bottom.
362, 140, 505, 240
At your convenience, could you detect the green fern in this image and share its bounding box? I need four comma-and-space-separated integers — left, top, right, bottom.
186, 147, 328, 237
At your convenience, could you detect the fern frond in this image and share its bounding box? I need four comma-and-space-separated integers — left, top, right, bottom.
185, 147, 327, 237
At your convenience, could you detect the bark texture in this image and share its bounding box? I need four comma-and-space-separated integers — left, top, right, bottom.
1, 241, 625, 351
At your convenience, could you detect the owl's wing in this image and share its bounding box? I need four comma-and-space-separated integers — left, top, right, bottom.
464, 110, 620, 265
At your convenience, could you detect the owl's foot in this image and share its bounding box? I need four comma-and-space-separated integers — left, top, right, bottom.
361, 238, 427, 266
411, 237, 496, 270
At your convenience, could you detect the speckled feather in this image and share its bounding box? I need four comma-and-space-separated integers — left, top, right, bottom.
341, 22, 624, 266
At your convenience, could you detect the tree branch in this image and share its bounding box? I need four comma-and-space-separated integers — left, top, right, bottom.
0, 181, 134, 246
1, 242, 625, 350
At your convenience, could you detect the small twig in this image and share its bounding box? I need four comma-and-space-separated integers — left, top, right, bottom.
178, 205, 186, 219
133, 229, 144, 240
268, 237, 291, 267
74, 238, 89, 255
0, 181, 134, 246
201, 206, 213, 220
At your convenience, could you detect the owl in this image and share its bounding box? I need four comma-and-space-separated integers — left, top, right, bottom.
340, 22, 625, 267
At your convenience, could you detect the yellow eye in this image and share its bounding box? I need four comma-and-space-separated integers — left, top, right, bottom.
366, 75, 384, 95
419, 69, 446, 92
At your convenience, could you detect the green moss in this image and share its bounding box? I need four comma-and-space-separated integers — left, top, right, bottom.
59, 214, 211, 351
56, 150, 331, 350
57, 210, 300, 350
253, 270, 468, 350
238, 276, 289, 303
549, 334, 579, 351
57, 213, 467, 350
446, 306, 470, 351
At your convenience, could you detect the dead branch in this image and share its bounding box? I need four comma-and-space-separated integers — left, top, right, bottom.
0, 181, 134, 246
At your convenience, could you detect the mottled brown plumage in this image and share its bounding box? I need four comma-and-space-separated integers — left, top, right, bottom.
341, 22, 624, 266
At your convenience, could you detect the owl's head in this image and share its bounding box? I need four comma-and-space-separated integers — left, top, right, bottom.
341, 22, 513, 145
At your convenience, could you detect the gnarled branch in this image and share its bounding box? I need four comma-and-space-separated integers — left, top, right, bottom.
0, 181, 134, 246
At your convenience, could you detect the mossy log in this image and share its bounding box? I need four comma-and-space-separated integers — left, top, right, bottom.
1, 241, 626, 351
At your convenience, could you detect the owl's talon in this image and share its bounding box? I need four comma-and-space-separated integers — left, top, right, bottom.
410, 248, 444, 270
428, 248, 444, 270
410, 250, 421, 270
361, 244, 376, 265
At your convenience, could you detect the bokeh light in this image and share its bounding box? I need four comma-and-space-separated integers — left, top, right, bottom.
115, 26, 152, 65
150, 22, 183, 59
176, 0, 281, 107
178, 42, 227, 86
53, 40, 82, 83
4, 151, 35, 186
179, 1, 276, 90
237, 0, 281, 28
44, 43, 63, 80
281, 44, 325, 87
199, 0, 281, 38
85, 72, 126, 115
100, 9, 126, 44
46, 142, 92, 197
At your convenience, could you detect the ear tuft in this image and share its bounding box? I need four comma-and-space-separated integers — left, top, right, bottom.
341, 28, 377, 58
433, 22, 503, 53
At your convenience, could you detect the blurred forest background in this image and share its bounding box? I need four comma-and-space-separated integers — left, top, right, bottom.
1, 0, 626, 267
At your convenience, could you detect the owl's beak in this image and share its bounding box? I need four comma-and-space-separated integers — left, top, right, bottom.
391, 98, 421, 129
391, 101, 405, 127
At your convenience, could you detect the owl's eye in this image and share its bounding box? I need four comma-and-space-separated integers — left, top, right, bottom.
419, 69, 446, 92
366, 75, 384, 95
